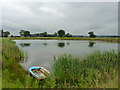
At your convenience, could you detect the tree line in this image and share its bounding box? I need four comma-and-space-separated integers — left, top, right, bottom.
0, 29, 10, 37
19, 29, 72, 37
0, 29, 96, 38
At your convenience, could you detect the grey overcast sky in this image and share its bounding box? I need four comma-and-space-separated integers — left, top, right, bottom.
1, 1, 118, 36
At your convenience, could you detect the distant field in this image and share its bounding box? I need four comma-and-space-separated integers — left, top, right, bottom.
7, 37, 120, 43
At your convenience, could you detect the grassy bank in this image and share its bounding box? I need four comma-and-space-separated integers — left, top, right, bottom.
2, 38, 119, 88
8, 37, 120, 43
2, 38, 26, 88
2, 38, 55, 88
0, 69, 1, 89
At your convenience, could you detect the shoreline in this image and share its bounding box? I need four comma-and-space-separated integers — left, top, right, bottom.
4, 37, 120, 43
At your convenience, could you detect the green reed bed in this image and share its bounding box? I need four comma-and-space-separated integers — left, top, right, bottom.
2, 38, 27, 88
52, 51, 118, 88
2, 39, 24, 61
2, 38, 55, 88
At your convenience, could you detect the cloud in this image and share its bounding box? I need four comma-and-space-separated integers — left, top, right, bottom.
1, 2, 118, 35
39, 6, 65, 18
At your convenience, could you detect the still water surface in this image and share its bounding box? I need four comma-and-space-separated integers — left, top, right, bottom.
15, 40, 118, 71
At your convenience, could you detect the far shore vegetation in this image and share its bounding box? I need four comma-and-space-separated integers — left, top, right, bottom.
8, 37, 120, 43
1, 38, 119, 88
1, 29, 120, 43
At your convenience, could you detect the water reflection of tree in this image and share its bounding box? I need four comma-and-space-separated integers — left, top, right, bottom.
66, 42, 70, 45
20, 43, 30, 47
43, 43, 47, 46
88, 41, 95, 47
58, 42, 65, 48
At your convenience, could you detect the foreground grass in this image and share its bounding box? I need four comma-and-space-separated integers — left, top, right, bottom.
2, 38, 119, 88
2, 38, 27, 88
0, 69, 1, 89
94, 76, 118, 88
8, 37, 120, 43
2, 38, 55, 88
52, 51, 118, 88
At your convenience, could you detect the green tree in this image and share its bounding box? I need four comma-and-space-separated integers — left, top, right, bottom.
19, 30, 30, 37
88, 31, 96, 38
40, 32, 47, 37
24, 31, 30, 37
3, 31, 10, 37
43, 32, 47, 37
54, 32, 57, 37
19, 30, 25, 37
65, 33, 72, 37
1, 29, 3, 37
57, 30, 65, 37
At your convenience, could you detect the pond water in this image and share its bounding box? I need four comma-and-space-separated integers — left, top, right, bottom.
14, 40, 118, 71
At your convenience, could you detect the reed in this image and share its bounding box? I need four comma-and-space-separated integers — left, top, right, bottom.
0, 69, 2, 89
52, 51, 118, 88
2, 38, 24, 61
2, 38, 27, 87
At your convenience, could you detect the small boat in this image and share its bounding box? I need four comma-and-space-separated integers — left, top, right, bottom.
28, 66, 49, 80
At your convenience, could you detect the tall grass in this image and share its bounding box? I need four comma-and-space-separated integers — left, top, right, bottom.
52, 51, 118, 88
2, 38, 24, 61
2, 38, 55, 88
2, 38, 26, 87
